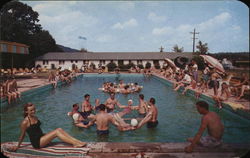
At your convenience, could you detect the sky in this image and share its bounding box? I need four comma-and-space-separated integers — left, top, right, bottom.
21, 0, 249, 53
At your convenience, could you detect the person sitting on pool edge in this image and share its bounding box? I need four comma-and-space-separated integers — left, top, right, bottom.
136, 97, 158, 129
10, 103, 86, 152
185, 101, 224, 153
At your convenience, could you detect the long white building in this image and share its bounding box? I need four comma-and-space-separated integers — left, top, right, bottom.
35, 52, 194, 70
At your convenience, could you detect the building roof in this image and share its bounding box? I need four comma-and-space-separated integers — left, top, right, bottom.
36, 52, 194, 61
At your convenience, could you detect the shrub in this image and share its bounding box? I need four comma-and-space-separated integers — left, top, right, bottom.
145, 62, 151, 69
137, 64, 144, 69
107, 62, 117, 71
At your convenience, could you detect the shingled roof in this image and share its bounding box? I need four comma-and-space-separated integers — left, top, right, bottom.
36, 52, 194, 60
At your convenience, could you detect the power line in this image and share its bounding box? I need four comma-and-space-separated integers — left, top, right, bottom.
190, 28, 199, 53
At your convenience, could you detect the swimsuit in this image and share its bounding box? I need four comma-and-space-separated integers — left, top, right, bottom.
80, 110, 92, 119
26, 117, 44, 149
200, 135, 222, 147
96, 130, 109, 135
81, 120, 89, 125
106, 107, 114, 113
147, 120, 158, 128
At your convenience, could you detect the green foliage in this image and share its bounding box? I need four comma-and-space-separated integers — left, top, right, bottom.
127, 62, 136, 69
154, 63, 161, 69
137, 64, 144, 69
89, 63, 96, 69
172, 44, 184, 53
196, 41, 208, 54
192, 55, 205, 70
145, 62, 151, 69
107, 62, 117, 71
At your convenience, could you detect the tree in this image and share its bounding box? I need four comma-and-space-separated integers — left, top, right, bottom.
196, 40, 208, 54
80, 48, 88, 52
145, 62, 151, 69
106, 62, 117, 71
0, 1, 62, 68
0, 0, 42, 43
172, 44, 184, 53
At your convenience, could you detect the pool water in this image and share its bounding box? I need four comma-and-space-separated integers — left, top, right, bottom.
1, 74, 250, 143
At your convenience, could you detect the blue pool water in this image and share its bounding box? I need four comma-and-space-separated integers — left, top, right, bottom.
1, 74, 250, 143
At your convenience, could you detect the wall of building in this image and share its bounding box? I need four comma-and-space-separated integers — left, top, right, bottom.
35, 59, 168, 70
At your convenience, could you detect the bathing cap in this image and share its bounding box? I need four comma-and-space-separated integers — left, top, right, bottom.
128, 99, 133, 104
131, 118, 138, 127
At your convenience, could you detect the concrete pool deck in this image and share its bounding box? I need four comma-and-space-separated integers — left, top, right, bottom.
1, 72, 250, 157
1, 142, 249, 157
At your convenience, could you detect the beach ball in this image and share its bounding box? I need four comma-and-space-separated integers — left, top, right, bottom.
131, 118, 138, 127
72, 113, 79, 121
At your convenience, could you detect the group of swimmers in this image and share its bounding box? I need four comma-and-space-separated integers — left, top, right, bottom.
98, 80, 143, 94
11, 99, 224, 154
67, 93, 158, 133
0, 76, 21, 104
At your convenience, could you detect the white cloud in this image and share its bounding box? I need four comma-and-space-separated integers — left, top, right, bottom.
148, 12, 166, 23
112, 18, 138, 29
152, 26, 173, 35
198, 12, 231, 31
96, 34, 113, 43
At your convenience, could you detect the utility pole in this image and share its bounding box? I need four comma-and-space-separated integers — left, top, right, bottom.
190, 28, 199, 53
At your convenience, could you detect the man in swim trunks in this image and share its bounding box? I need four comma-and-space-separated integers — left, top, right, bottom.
137, 97, 158, 128
88, 104, 119, 136
105, 93, 124, 113
134, 94, 148, 117
81, 94, 93, 118
185, 101, 224, 153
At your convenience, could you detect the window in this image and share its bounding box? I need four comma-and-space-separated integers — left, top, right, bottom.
99, 60, 105, 65
137, 60, 142, 64
1, 44, 7, 52
71, 60, 73, 63
43, 60, 49, 65
118, 60, 124, 65
59, 60, 65, 65
12, 45, 17, 53
75, 60, 78, 63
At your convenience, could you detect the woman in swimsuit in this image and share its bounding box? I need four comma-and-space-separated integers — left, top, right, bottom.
10, 103, 86, 152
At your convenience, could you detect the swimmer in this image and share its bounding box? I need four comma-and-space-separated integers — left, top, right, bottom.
88, 104, 120, 136
105, 93, 125, 113
137, 98, 158, 129
81, 94, 93, 118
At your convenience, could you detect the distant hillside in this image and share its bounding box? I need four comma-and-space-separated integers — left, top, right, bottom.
57, 44, 79, 52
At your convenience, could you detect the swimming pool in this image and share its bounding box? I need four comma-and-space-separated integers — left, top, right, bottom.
1, 74, 250, 143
